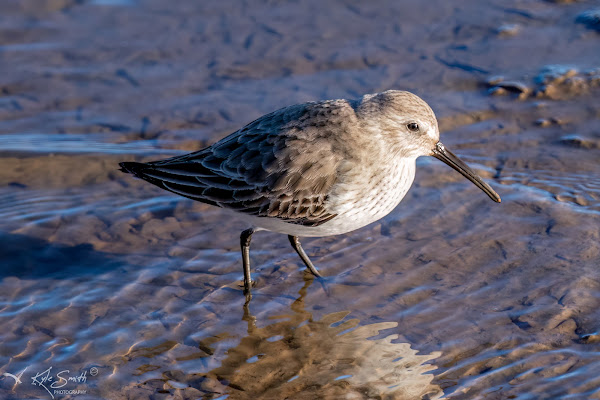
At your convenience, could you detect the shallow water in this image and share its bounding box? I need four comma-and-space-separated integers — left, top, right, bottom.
1, 0, 599, 399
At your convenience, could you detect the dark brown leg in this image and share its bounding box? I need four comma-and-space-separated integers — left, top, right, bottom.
288, 235, 322, 278
240, 228, 255, 295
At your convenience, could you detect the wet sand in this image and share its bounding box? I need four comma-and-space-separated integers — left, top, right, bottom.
1, 0, 599, 399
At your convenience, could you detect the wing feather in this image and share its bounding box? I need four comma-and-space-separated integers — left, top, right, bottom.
120, 100, 359, 226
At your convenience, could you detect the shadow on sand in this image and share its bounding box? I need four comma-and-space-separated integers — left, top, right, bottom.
0, 232, 127, 279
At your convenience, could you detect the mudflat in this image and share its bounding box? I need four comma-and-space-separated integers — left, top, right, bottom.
0, 1, 599, 399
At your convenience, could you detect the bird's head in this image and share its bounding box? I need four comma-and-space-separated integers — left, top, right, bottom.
363, 90, 501, 203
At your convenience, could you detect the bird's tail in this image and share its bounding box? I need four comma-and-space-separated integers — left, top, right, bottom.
119, 161, 142, 174
119, 161, 147, 176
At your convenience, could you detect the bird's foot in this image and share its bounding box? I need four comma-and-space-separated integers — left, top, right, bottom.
238, 278, 257, 293
302, 269, 332, 296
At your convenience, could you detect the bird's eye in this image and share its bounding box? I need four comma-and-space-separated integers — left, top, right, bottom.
407, 122, 420, 132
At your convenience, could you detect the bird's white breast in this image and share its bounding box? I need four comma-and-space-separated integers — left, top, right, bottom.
241, 157, 416, 237
324, 157, 416, 234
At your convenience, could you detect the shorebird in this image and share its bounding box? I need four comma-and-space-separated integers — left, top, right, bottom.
120, 90, 500, 295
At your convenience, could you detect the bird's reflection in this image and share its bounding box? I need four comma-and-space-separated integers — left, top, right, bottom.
197, 277, 443, 400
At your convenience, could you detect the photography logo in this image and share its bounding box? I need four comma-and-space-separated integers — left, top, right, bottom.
3, 367, 27, 385
2, 365, 98, 399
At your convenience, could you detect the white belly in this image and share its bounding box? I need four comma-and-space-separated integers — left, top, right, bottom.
238, 158, 416, 237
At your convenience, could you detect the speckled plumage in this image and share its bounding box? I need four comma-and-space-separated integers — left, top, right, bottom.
120, 90, 500, 294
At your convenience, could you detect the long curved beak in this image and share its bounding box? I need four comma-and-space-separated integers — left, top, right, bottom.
432, 142, 501, 203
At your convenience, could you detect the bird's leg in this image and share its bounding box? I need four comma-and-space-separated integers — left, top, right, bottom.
288, 235, 322, 278
240, 228, 255, 295
242, 289, 256, 330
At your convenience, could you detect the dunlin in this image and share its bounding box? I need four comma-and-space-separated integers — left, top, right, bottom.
120, 90, 500, 294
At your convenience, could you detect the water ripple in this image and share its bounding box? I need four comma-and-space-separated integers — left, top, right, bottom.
0, 133, 183, 155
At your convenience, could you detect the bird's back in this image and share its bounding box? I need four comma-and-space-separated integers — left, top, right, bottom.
120, 99, 363, 227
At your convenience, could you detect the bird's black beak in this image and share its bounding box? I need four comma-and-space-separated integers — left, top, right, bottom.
431, 142, 501, 203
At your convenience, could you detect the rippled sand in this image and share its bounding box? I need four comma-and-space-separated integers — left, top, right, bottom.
1, 0, 599, 399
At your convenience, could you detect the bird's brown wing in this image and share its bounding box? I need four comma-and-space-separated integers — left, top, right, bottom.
120, 101, 353, 226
